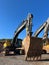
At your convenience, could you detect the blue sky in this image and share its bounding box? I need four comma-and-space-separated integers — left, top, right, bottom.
0, 0, 49, 39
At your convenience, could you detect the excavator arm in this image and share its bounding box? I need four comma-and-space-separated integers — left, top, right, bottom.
11, 20, 27, 44
34, 18, 49, 39
11, 13, 33, 45
34, 22, 47, 37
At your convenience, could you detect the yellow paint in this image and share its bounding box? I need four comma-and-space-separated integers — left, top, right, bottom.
43, 44, 49, 51
3, 40, 11, 48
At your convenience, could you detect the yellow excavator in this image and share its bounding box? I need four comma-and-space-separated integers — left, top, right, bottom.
34, 18, 49, 53
3, 13, 33, 56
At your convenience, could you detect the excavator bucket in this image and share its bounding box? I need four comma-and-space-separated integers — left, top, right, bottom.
22, 35, 43, 60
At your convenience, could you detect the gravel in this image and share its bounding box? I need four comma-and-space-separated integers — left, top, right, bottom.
0, 54, 49, 65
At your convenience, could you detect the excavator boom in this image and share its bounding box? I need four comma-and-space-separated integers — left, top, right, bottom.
34, 22, 47, 37
11, 13, 33, 45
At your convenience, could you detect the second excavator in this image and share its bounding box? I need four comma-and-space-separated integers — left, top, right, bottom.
34, 18, 49, 53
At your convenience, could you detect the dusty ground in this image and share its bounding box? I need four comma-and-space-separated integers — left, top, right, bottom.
0, 54, 49, 65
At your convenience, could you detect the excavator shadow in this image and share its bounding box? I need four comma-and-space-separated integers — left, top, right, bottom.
5, 53, 21, 56
38, 59, 49, 61
26, 59, 49, 62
